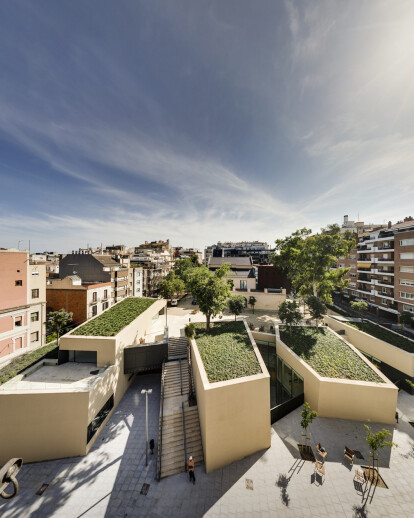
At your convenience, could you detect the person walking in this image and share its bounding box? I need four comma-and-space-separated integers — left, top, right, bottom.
188, 456, 195, 485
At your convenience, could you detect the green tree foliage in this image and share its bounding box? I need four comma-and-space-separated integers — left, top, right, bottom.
305, 296, 327, 328
184, 323, 196, 404
47, 309, 73, 346
272, 224, 355, 302
158, 271, 185, 300
350, 300, 368, 320
249, 296, 257, 314
364, 425, 397, 475
174, 257, 199, 283
228, 295, 246, 321
278, 300, 302, 335
300, 402, 318, 438
186, 264, 231, 331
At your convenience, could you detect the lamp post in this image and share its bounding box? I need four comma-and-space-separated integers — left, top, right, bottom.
141, 388, 152, 466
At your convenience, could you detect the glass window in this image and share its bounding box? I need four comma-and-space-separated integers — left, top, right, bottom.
30, 331, 39, 342
31, 289, 39, 298
15, 280, 23, 286
400, 253, 414, 259
400, 239, 414, 246
92, 305, 97, 316
31, 312, 39, 322
400, 266, 414, 273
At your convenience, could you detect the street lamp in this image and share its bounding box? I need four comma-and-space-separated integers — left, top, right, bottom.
141, 388, 152, 466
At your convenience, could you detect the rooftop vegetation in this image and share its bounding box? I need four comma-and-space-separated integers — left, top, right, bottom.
279, 327, 383, 383
0, 341, 58, 385
325, 303, 351, 317
72, 297, 157, 336
347, 321, 414, 354
195, 321, 261, 382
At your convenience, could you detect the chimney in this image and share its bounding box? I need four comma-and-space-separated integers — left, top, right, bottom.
388, 221, 392, 229
344, 215, 348, 224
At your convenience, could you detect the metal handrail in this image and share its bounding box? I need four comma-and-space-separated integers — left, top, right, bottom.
156, 361, 166, 481
179, 358, 183, 395
182, 401, 187, 472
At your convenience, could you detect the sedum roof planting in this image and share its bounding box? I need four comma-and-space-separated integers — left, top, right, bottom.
195, 321, 261, 382
72, 297, 157, 337
279, 326, 384, 383
346, 321, 414, 354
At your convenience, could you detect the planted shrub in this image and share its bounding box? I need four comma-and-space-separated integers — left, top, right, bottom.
72, 298, 157, 336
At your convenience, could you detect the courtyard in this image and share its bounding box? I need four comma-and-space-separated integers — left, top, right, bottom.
1, 372, 413, 517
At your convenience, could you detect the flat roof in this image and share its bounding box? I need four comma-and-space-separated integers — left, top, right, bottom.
0, 363, 106, 392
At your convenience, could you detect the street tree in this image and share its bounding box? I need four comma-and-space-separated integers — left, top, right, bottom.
278, 300, 302, 336
158, 272, 185, 324
300, 402, 318, 448
364, 425, 397, 477
305, 296, 327, 328
249, 296, 257, 314
272, 224, 355, 302
186, 263, 231, 331
350, 300, 368, 321
47, 309, 73, 347
228, 295, 246, 321
174, 257, 199, 283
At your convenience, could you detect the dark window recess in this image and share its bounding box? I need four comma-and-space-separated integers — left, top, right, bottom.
15, 280, 23, 286
87, 395, 114, 444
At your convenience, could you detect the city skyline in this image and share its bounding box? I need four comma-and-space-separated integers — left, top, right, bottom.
1, 1, 414, 252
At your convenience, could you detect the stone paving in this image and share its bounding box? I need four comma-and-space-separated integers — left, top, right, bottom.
1, 370, 414, 517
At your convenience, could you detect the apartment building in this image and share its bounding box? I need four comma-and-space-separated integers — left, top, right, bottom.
30, 252, 60, 277
204, 241, 273, 266
173, 247, 202, 264
208, 256, 256, 291
0, 249, 46, 364
132, 240, 174, 296
59, 254, 131, 303
337, 216, 414, 320
47, 275, 112, 324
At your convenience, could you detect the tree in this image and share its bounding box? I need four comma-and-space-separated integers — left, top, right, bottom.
184, 323, 196, 405
249, 296, 257, 314
228, 295, 246, 321
364, 425, 397, 477
47, 309, 73, 347
174, 257, 198, 283
350, 300, 368, 321
300, 402, 318, 448
305, 296, 327, 329
158, 272, 185, 325
186, 263, 231, 331
278, 300, 302, 336
272, 224, 355, 303
400, 311, 413, 328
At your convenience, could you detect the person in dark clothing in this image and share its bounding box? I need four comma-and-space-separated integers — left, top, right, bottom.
188, 456, 195, 484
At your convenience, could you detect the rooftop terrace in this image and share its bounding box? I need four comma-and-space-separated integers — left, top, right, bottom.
71, 297, 157, 337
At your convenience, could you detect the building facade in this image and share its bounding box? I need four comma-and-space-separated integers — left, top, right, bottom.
204, 241, 273, 266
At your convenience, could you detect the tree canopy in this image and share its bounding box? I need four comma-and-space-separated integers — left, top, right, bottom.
158, 271, 185, 300
228, 295, 246, 321
305, 296, 327, 328
350, 300, 368, 320
272, 224, 355, 302
174, 257, 199, 283
186, 263, 231, 331
47, 309, 73, 346
278, 300, 302, 335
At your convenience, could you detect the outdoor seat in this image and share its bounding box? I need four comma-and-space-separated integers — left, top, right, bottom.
344, 446, 355, 466
314, 460, 325, 482
354, 468, 366, 486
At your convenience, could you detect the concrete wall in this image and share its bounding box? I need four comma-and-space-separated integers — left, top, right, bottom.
275, 326, 398, 424
0, 390, 89, 464
323, 315, 414, 378
192, 321, 271, 473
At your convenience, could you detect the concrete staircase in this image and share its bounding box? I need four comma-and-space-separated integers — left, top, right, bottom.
168, 336, 187, 360
158, 357, 204, 479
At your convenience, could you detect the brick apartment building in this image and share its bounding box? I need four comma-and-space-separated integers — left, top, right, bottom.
46, 275, 112, 325
0, 248, 46, 364
337, 216, 414, 321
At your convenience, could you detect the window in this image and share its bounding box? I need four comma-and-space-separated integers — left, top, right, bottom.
382, 288, 387, 294
15, 280, 23, 286
349, 282, 356, 287
87, 395, 114, 444
102, 302, 109, 310
92, 305, 97, 316
31, 289, 39, 298
103, 289, 108, 299
350, 255, 356, 259
92, 292, 97, 302
31, 331, 39, 342
31, 271, 39, 276
403, 305, 414, 313
400, 279, 414, 286
382, 299, 388, 305
400, 252, 414, 260
339, 263, 345, 268
351, 265, 356, 269
350, 273, 356, 278
370, 296, 375, 301
400, 239, 414, 246
15, 316, 22, 327
31, 312, 39, 322
240, 280, 247, 290
400, 292, 414, 300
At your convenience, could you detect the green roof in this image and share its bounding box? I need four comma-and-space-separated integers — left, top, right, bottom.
72, 297, 157, 337
279, 326, 384, 383
346, 321, 414, 354
195, 321, 262, 382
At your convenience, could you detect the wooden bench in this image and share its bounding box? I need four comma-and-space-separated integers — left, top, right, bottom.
344, 446, 355, 466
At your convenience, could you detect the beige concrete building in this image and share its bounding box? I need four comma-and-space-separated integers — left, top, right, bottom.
0, 297, 166, 465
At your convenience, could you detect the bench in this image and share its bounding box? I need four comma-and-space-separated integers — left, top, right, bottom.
344, 446, 355, 466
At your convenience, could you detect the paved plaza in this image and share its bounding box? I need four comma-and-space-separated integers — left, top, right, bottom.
1, 371, 414, 517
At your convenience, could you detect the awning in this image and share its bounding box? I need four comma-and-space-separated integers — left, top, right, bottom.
357, 262, 371, 268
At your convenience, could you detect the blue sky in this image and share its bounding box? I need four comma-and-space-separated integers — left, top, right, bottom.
1, 1, 414, 253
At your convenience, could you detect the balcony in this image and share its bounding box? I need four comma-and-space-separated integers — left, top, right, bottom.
373, 279, 394, 288
357, 268, 371, 274
371, 268, 394, 275
374, 291, 395, 300
358, 279, 372, 284
357, 287, 372, 294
